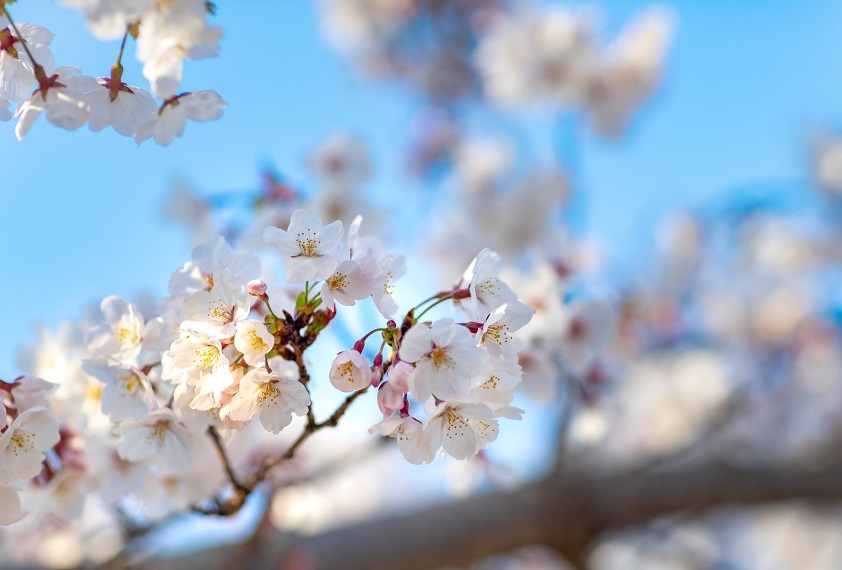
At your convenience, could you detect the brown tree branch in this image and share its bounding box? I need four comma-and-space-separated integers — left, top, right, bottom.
139, 460, 842, 570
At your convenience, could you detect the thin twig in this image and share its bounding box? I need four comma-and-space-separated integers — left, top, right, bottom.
207, 426, 247, 496
247, 388, 369, 490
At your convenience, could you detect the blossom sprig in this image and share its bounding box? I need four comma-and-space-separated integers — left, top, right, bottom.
0, 1, 225, 143
4, 208, 534, 528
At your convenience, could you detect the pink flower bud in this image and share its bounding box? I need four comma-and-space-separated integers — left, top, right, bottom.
377, 381, 405, 416
248, 279, 267, 296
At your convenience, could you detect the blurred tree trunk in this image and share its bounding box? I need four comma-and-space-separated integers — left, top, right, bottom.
139, 460, 842, 570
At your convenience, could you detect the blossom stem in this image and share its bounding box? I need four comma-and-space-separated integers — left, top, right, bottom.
108, 27, 130, 95
263, 298, 279, 319
413, 290, 452, 311
358, 327, 388, 345
415, 294, 456, 320
115, 26, 129, 68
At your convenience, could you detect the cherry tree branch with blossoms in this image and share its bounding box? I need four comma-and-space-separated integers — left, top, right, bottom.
0, 0, 225, 143
0, 204, 536, 542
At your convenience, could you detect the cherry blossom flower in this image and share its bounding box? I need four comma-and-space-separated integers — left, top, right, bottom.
113, 408, 192, 474
86, 296, 146, 364
181, 267, 251, 340
469, 360, 523, 405
477, 301, 536, 362
225, 368, 310, 434
320, 259, 372, 308
58, 0, 154, 40
0, 22, 56, 101
460, 248, 517, 321
15, 67, 98, 140
263, 209, 344, 283
134, 90, 226, 146
0, 407, 60, 481
371, 252, 406, 318
135, 0, 223, 98
400, 319, 487, 402
10, 376, 55, 413
329, 350, 372, 392
161, 332, 234, 404
422, 401, 499, 461
85, 77, 157, 136
82, 362, 157, 422
168, 235, 262, 298
233, 319, 274, 367
369, 415, 431, 465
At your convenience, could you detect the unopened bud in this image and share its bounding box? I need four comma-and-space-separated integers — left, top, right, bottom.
248, 279, 267, 296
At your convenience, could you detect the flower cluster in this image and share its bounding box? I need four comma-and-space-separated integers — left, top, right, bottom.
0, 206, 533, 537
474, 5, 675, 134
0, 1, 224, 143
361, 247, 534, 464
0, 376, 60, 525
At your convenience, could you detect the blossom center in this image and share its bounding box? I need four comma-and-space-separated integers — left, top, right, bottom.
444, 409, 469, 437
257, 382, 279, 407
326, 271, 348, 290
295, 229, 321, 257
208, 300, 234, 323
247, 330, 267, 351
337, 361, 355, 381
119, 372, 141, 392
429, 347, 454, 370
115, 326, 139, 344
148, 420, 169, 444
0, 28, 19, 58
9, 431, 34, 454
193, 345, 220, 371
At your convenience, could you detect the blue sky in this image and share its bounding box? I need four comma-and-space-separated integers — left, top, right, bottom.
2, 0, 842, 377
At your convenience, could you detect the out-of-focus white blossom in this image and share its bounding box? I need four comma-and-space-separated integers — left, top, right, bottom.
113, 408, 192, 474
15, 67, 98, 140
85, 78, 157, 136
0, 407, 60, 481
135, 90, 226, 146
0, 22, 56, 101
135, 0, 222, 98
